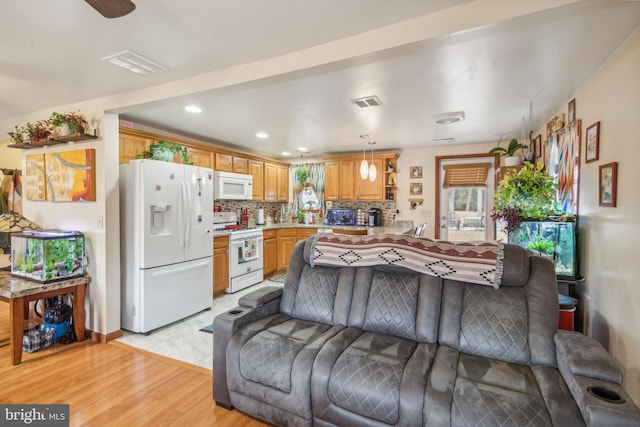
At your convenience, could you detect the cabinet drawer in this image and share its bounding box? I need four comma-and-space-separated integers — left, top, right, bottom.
213, 235, 229, 249
297, 228, 317, 239
278, 228, 297, 237
263, 229, 277, 239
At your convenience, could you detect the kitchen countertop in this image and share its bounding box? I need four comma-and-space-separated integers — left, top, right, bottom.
213, 222, 413, 237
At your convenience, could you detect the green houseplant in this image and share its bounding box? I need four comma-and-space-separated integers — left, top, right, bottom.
138, 140, 193, 164
489, 138, 528, 166
8, 121, 52, 144
295, 166, 309, 187
49, 111, 87, 135
491, 161, 557, 232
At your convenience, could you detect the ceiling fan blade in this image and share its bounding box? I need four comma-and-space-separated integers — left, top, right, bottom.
85, 0, 136, 19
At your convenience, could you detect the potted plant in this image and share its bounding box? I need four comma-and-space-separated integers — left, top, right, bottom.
491, 161, 557, 232
9, 121, 53, 144
48, 111, 88, 135
138, 140, 192, 164
489, 138, 528, 167
295, 166, 309, 187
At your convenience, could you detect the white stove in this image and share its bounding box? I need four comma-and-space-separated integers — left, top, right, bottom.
213, 211, 264, 293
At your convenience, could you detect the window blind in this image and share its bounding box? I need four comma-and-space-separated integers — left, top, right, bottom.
442, 163, 490, 188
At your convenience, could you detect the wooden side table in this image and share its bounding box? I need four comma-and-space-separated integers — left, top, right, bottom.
0, 273, 91, 365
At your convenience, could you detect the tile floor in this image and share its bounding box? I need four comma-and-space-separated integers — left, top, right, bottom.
115, 279, 282, 370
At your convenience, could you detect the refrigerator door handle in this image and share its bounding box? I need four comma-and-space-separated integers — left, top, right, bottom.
180, 181, 188, 248
185, 180, 192, 247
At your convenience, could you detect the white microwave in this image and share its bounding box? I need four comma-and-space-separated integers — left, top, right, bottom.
214, 171, 252, 200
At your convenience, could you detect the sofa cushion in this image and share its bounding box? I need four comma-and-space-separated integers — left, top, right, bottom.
327, 332, 417, 425
363, 269, 419, 340
292, 265, 340, 324
501, 244, 530, 286
240, 318, 333, 393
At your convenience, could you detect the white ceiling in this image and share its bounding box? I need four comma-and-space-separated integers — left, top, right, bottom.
2, 1, 639, 159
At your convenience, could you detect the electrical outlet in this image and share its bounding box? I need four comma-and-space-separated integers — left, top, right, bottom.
326, 201, 333, 209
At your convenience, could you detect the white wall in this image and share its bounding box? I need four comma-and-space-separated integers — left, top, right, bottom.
571, 27, 640, 405
395, 141, 497, 237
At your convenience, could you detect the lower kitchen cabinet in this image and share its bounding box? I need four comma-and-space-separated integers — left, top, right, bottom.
263, 229, 277, 277
277, 228, 297, 272
213, 235, 229, 297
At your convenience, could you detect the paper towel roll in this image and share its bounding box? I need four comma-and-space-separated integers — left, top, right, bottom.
257, 208, 265, 225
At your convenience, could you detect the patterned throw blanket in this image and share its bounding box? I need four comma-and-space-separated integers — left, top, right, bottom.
310, 234, 504, 288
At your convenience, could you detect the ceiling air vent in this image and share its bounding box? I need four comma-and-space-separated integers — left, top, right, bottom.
351, 95, 383, 109
102, 50, 167, 75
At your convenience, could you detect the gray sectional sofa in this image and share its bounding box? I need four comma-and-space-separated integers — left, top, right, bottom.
213, 236, 640, 426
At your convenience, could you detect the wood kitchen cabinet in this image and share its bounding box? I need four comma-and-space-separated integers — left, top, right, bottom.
215, 153, 249, 173
187, 146, 213, 168
249, 160, 264, 200
276, 164, 289, 202
119, 131, 152, 163
296, 228, 317, 241
213, 235, 229, 297
277, 228, 297, 272
325, 160, 354, 201
263, 229, 277, 277
354, 157, 384, 200
264, 162, 277, 201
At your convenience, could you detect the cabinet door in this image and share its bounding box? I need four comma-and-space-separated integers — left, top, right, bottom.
215, 153, 233, 172
325, 161, 340, 201
263, 238, 277, 276
213, 247, 229, 296
249, 160, 264, 200
277, 235, 297, 271
354, 157, 384, 200
119, 133, 151, 164
339, 160, 354, 199
232, 156, 249, 174
264, 162, 277, 201
296, 228, 317, 241
188, 146, 213, 168
325, 160, 354, 200
276, 164, 289, 202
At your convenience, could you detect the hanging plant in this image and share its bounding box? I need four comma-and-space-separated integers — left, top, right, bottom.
295, 166, 309, 187
491, 161, 557, 232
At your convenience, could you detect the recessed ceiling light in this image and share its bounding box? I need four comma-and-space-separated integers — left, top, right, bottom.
281, 151, 291, 156
256, 131, 269, 139
435, 111, 465, 125
102, 50, 167, 75
185, 105, 202, 113
297, 147, 308, 152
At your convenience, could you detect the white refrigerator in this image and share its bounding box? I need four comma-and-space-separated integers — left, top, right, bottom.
120, 159, 213, 333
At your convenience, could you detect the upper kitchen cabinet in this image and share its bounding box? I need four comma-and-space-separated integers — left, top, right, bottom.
323, 153, 398, 201
276, 164, 289, 202
249, 160, 264, 200
187, 146, 213, 168
119, 129, 152, 163
264, 162, 277, 201
325, 160, 354, 201
215, 153, 249, 174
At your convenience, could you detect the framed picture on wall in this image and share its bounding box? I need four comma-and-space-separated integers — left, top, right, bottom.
599, 162, 617, 207
586, 121, 600, 163
568, 98, 576, 123
534, 135, 542, 159
410, 166, 422, 178
410, 182, 422, 195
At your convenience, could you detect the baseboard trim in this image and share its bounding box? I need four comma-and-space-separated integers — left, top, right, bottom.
109, 340, 213, 376
88, 329, 124, 343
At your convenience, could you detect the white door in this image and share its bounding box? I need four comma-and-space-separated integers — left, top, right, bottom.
438, 157, 496, 241
139, 160, 186, 268
184, 165, 214, 261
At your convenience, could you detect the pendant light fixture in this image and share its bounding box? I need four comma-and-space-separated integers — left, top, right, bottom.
368, 141, 377, 182
360, 134, 369, 180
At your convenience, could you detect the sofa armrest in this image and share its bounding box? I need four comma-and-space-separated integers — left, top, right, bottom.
555, 331, 622, 384
555, 331, 640, 426
213, 295, 282, 409
238, 286, 283, 308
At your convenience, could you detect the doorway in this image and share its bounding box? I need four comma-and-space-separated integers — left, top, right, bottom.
435, 154, 499, 241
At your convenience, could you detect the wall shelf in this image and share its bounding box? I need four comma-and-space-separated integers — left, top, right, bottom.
7, 133, 98, 149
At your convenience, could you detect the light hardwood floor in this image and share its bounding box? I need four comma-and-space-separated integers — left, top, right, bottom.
0, 301, 268, 426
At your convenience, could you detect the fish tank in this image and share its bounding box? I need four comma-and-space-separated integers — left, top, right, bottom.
11, 230, 85, 283
508, 217, 577, 279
